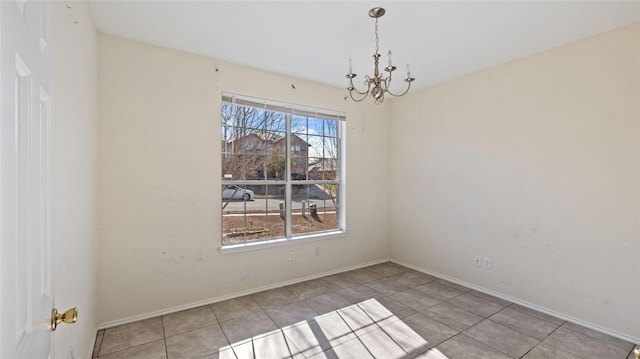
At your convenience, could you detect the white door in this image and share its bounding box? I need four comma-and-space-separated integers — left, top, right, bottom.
1, 1, 54, 358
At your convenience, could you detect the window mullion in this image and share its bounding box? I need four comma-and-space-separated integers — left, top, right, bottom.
338, 121, 346, 231
285, 113, 292, 238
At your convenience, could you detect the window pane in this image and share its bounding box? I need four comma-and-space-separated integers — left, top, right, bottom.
221, 153, 248, 180
244, 109, 267, 131
307, 157, 321, 180
324, 118, 339, 138
222, 184, 286, 245
250, 154, 269, 180
222, 184, 252, 245
291, 115, 307, 135
316, 183, 339, 231
307, 135, 337, 180
307, 134, 323, 158
264, 185, 286, 240
289, 183, 339, 236
322, 136, 338, 158
291, 134, 308, 180
268, 113, 286, 133
291, 184, 311, 235
265, 131, 286, 180
322, 137, 339, 181
322, 159, 338, 181
307, 118, 325, 136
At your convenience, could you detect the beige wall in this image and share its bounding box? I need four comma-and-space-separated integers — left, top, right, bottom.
51, 2, 98, 358
389, 22, 640, 340
97, 34, 390, 325
96, 21, 639, 342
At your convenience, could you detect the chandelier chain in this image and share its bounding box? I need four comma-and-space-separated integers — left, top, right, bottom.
375, 17, 379, 55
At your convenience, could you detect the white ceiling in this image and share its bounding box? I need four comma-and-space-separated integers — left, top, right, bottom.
88, 1, 639, 92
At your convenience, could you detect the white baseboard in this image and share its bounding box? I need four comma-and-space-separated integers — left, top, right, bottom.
391, 258, 640, 345
96, 257, 639, 345
96, 258, 389, 330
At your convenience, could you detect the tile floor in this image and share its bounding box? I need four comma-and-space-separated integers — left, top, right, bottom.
92, 262, 639, 359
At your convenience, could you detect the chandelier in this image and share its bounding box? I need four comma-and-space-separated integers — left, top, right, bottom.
346, 7, 415, 104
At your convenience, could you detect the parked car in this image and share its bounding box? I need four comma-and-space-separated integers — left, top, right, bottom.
222, 185, 254, 201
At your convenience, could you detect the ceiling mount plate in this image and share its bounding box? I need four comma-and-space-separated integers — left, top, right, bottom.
369, 7, 385, 18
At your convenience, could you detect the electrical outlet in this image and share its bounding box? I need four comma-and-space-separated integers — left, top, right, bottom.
483, 257, 492, 269
474, 255, 481, 266
288, 252, 294, 261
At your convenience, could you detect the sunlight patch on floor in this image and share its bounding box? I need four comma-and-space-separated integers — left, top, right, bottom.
218, 298, 450, 358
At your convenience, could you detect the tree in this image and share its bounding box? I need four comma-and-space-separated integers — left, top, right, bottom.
221, 103, 285, 180
266, 147, 286, 178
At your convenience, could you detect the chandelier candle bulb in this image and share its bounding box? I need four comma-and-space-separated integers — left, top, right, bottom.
348, 58, 353, 74
388, 50, 392, 67
407, 64, 411, 79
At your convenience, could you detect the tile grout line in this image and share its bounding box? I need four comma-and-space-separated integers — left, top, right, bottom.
556, 320, 636, 359
521, 321, 582, 359
90, 263, 635, 359
460, 322, 524, 359
361, 267, 488, 356
277, 328, 301, 358
334, 305, 378, 344
355, 300, 407, 352
486, 305, 562, 346
448, 310, 531, 359
560, 321, 638, 353
626, 345, 640, 359
160, 315, 169, 359
206, 304, 235, 358
431, 332, 472, 355
212, 299, 251, 359
506, 302, 565, 327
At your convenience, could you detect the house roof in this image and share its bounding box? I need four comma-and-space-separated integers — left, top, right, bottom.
309, 158, 337, 172
228, 132, 310, 147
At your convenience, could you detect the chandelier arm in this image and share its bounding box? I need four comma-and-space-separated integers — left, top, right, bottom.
346, 75, 372, 102
348, 89, 370, 102
348, 86, 369, 96
347, 75, 372, 96
381, 71, 393, 92
384, 79, 414, 97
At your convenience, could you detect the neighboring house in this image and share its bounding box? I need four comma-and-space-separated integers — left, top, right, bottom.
308, 158, 338, 180
223, 132, 311, 180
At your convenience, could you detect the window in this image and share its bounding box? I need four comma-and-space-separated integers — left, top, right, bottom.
221, 93, 345, 248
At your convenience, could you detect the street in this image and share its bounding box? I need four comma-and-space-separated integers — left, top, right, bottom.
222, 198, 336, 213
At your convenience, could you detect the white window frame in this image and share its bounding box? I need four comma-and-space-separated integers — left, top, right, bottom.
219, 93, 346, 253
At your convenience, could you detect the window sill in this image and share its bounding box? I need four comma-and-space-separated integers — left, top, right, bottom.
218, 231, 347, 255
